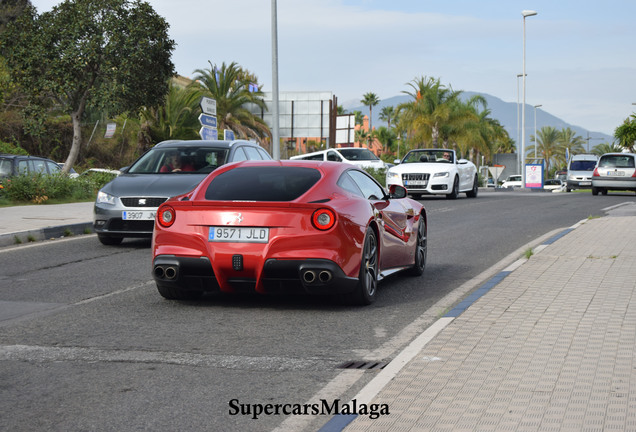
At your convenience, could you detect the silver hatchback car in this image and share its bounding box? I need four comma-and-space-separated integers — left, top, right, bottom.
591, 153, 636, 195
94, 139, 271, 245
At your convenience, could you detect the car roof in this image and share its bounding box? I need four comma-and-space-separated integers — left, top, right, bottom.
153, 139, 262, 149
0, 153, 55, 161
220, 159, 360, 173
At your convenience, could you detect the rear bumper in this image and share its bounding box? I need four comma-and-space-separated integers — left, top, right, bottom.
592, 178, 636, 191
152, 255, 358, 295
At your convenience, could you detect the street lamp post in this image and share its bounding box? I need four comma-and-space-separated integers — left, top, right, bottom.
534, 104, 542, 160
521, 9, 537, 187
271, 0, 280, 160
516, 76, 520, 172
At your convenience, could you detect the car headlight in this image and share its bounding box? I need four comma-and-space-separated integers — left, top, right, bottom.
434, 172, 449, 178
386, 171, 400, 181
96, 191, 116, 205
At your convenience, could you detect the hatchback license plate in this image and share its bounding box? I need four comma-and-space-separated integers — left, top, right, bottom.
209, 227, 269, 243
608, 171, 625, 176
122, 210, 156, 220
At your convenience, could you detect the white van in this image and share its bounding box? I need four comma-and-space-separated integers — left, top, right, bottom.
566, 154, 598, 192
290, 148, 386, 170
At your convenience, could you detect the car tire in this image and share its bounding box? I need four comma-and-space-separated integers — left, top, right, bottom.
592, 187, 599, 196
466, 175, 479, 198
408, 217, 427, 276
98, 234, 123, 245
601, 189, 608, 195
446, 176, 459, 199
156, 284, 204, 301
349, 227, 378, 305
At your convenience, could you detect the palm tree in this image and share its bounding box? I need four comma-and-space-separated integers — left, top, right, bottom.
528, 126, 561, 174
361, 92, 380, 131
355, 128, 371, 147
592, 142, 624, 156
379, 105, 395, 130
555, 127, 585, 168
191, 61, 270, 144
397, 76, 462, 148
353, 110, 364, 126
138, 82, 201, 146
374, 126, 396, 154
614, 114, 636, 152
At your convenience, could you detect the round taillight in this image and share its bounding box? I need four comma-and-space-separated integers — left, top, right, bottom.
312, 208, 336, 230
158, 206, 175, 228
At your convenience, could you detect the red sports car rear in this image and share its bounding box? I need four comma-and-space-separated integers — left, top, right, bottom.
152, 160, 426, 305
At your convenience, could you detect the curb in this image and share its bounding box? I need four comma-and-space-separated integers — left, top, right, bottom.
0, 222, 94, 248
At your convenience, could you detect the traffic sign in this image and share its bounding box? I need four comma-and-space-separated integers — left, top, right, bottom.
224, 129, 235, 140
199, 126, 218, 140
199, 97, 216, 116
198, 113, 217, 128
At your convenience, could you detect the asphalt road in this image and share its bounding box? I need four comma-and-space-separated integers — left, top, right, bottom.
0, 189, 634, 432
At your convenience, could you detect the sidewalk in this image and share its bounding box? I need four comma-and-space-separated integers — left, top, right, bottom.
0, 202, 94, 247
323, 202, 636, 431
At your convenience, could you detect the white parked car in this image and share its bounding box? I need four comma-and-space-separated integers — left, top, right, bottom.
543, 178, 565, 192
290, 148, 386, 170
501, 175, 522, 188
385, 149, 478, 199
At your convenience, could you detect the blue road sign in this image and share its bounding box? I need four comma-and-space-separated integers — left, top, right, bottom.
224, 129, 235, 140
198, 113, 217, 128
199, 126, 218, 140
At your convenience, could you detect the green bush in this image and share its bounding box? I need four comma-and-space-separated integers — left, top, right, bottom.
1, 172, 114, 204
0, 140, 29, 155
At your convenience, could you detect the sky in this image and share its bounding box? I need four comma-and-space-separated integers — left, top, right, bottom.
30, 0, 636, 136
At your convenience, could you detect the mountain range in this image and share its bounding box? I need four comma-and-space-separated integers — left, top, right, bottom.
342, 92, 614, 153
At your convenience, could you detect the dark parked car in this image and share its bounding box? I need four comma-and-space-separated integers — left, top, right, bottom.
93, 139, 272, 245
0, 154, 63, 179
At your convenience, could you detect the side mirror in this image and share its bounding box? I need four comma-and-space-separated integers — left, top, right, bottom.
388, 184, 408, 199
393, 159, 400, 164
457, 159, 468, 165
119, 166, 129, 173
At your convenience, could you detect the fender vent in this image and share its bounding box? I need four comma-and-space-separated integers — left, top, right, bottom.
336, 360, 389, 371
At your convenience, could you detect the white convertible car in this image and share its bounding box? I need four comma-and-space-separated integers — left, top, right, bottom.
386, 149, 479, 199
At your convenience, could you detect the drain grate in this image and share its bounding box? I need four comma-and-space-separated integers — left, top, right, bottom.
337, 360, 389, 371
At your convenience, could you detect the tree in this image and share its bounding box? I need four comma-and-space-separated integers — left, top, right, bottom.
138, 82, 201, 145
379, 105, 395, 130
374, 126, 396, 154
361, 92, 380, 131
592, 142, 624, 156
1, 0, 175, 173
555, 127, 585, 168
615, 114, 636, 152
528, 126, 561, 174
191, 61, 270, 144
397, 76, 462, 147
0, 0, 31, 32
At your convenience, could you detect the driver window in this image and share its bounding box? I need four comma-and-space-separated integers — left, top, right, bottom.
347, 170, 385, 200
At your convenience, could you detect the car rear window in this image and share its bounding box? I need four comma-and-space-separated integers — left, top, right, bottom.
204, 166, 321, 201
599, 155, 635, 168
